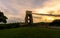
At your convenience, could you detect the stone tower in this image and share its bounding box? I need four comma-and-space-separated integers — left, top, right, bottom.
25, 11, 33, 24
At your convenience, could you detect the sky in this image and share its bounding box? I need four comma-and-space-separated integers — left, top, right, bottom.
0, 0, 60, 23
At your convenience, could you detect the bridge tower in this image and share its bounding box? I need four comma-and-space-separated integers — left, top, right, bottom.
25, 11, 33, 24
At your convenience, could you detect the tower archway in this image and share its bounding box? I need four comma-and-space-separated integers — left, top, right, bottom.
25, 11, 33, 24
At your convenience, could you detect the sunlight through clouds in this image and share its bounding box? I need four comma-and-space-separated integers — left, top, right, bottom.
0, 0, 60, 23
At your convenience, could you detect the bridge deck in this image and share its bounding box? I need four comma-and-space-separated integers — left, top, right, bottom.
33, 13, 60, 17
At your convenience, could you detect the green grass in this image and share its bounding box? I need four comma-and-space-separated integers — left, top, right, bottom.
0, 27, 60, 38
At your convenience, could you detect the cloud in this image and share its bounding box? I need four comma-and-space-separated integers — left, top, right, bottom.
1, 0, 60, 23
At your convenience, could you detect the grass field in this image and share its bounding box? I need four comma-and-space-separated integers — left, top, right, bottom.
0, 27, 60, 38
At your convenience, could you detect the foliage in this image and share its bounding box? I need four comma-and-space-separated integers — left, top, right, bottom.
0, 11, 8, 23
0, 23, 20, 29
49, 19, 60, 26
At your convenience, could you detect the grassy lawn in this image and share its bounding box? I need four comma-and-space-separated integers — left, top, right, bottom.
0, 27, 60, 38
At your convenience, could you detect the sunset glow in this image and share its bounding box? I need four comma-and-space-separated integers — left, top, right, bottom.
32, 0, 60, 22
0, 0, 60, 23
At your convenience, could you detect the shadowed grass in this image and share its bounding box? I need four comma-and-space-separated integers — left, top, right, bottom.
0, 27, 60, 38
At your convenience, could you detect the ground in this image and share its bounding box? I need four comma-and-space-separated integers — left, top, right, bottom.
0, 27, 60, 38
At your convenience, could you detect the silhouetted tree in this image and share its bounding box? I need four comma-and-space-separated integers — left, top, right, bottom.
0, 11, 8, 23
49, 19, 60, 26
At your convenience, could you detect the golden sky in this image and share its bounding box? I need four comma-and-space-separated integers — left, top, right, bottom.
0, 0, 60, 23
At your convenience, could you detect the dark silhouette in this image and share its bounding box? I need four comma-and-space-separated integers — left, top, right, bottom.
0, 23, 20, 29
25, 11, 33, 24
0, 11, 8, 23
49, 19, 60, 26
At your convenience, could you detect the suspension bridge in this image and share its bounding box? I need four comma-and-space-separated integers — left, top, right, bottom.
25, 10, 60, 24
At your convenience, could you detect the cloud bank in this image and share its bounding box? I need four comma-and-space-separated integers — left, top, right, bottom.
0, 0, 60, 23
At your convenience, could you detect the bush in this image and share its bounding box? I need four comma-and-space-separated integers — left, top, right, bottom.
49, 19, 60, 26
0, 23, 20, 29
